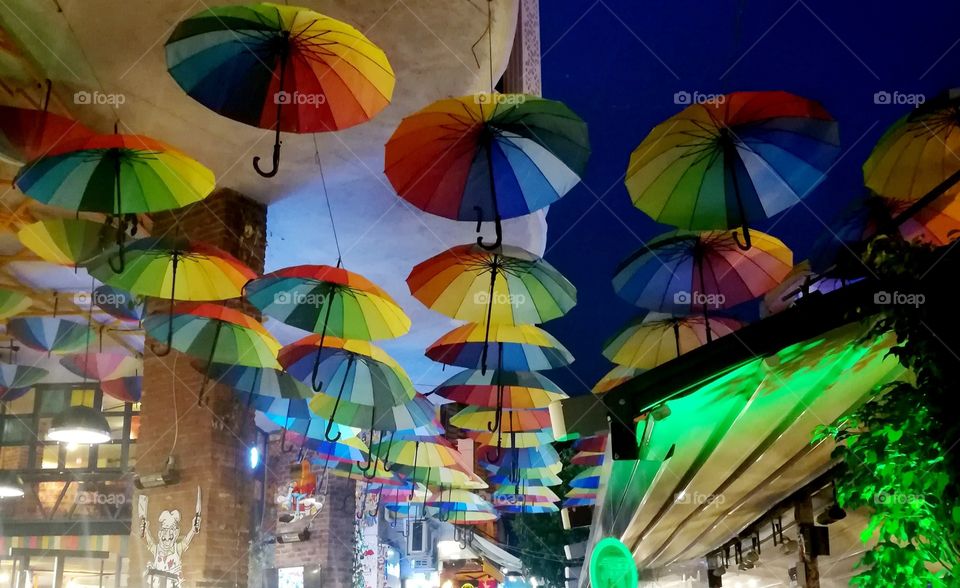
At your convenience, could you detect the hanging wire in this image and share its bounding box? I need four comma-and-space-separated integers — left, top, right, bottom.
313, 135, 343, 267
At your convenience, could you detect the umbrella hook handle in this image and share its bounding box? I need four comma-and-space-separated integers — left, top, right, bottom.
310, 307, 332, 392
487, 384, 503, 432
474, 207, 503, 251
733, 225, 752, 251
279, 428, 296, 453
381, 431, 395, 472
253, 33, 289, 179
486, 441, 502, 464
357, 409, 380, 473
323, 355, 352, 442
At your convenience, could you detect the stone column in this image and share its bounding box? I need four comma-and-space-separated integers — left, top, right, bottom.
502, 0, 542, 96
128, 189, 266, 588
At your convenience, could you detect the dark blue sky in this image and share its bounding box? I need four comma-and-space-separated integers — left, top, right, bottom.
538, 0, 960, 394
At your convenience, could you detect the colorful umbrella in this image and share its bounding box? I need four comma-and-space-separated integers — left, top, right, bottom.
307, 392, 440, 440
626, 90, 839, 249
0, 100, 93, 165
205, 363, 309, 401
426, 322, 573, 371
166, 3, 395, 177
385, 93, 589, 248
612, 230, 792, 338
392, 462, 487, 491
469, 429, 554, 450
433, 368, 567, 425
303, 436, 371, 465
565, 487, 599, 500
487, 471, 563, 487
281, 335, 416, 440
330, 460, 403, 486
571, 451, 605, 467
0, 289, 31, 320
91, 285, 145, 324
863, 89, 960, 219
497, 503, 558, 514
592, 365, 645, 395
409, 243, 575, 372
0, 363, 48, 399
14, 132, 215, 267
451, 406, 552, 433
6, 317, 94, 354
89, 237, 256, 350
143, 302, 281, 403
100, 376, 142, 403
18, 218, 116, 267
445, 508, 499, 525
60, 352, 140, 381
478, 444, 561, 473
260, 408, 360, 449
602, 313, 742, 369
569, 466, 602, 489
493, 484, 559, 504
245, 264, 410, 348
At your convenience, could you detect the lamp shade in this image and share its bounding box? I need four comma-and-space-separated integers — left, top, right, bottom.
0, 470, 25, 498
47, 406, 111, 444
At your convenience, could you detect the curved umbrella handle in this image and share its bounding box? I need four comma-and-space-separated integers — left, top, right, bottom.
475, 207, 503, 251
733, 225, 752, 251
323, 418, 342, 443
151, 308, 175, 358
253, 141, 281, 178
279, 428, 295, 453
380, 431, 395, 472
310, 346, 325, 392
107, 245, 126, 274
486, 442, 502, 464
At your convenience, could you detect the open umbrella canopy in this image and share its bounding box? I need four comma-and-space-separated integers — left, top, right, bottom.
261, 409, 359, 443
100, 376, 142, 403
60, 352, 140, 381
385, 93, 589, 247
478, 444, 561, 471
864, 89, 960, 202
0, 105, 93, 164
281, 335, 415, 412
433, 369, 567, 408
444, 508, 500, 525
571, 450, 605, 467
602, 313, 743, 370
144, 303, 280, 368
566, 487, 599, 500
469, 429, 554, 449
379, 483, 430, 505
408, 243, 576, 326
626, 90, 839, 249
482, 460, 563, 479
426, 322, 573, 371
569, 466, 602, 489
487, 471, 563, 487
330, 460, 403, 485
496, 503, 558, 514
166, 3, 394, 176
7, 317, 94, 354
392, 463, 487, 490
0, 289, 32, 320
92, 285, 145, 324
451, 406, 552, 433
89, 237, 255, 301
612, 230, 793, 314
246, 264, 410, 340
18, 218, 115, 267
0, 363, 49, 397
592, 365, 645, 395
427, 489, 495, 511
303, 436, 371, 465
373, 434, 462, 469
204, 363, 309, 400
14, 133, 215, 214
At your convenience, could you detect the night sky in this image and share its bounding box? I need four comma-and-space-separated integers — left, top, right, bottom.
537, 0, 960, 394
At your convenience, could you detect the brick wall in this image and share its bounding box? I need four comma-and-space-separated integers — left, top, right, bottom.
128, 189, 267, 588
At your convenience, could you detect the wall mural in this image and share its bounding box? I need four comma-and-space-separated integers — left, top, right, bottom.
137, 487, 202, 587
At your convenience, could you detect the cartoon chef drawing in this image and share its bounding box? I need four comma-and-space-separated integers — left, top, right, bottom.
138, 488, 201, 587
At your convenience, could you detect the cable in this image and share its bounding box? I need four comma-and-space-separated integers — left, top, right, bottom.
313, 134, 343, 267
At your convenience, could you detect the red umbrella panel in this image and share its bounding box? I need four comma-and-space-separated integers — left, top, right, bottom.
100, 376, 142, 403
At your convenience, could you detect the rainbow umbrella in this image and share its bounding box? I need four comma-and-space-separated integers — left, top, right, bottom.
569, 466, 602, 489
497, 503, 558, 514
89, 237, 255, 351
92, 286, 145, 324
563, 486, 598, 507
574, 435, 607, 453
603, 313, 742, 370
612, 230, 792, 340
166, 3, 394, 177
0, 289, 31, 320
261, 409, 359, 447
761, 261, 850, 317
566, 487, 598, 500
245, 264, 410, 351
408, 243, 576, 372
626, 90, 839, 249
307, 392, 440, 442
864, 89, 960, 219
7, 317, 94, 354
478, 444, 561, 470
428, 488, 495, 512
100, 376, 142, 403
592, 365, 645, 395
205, 363, 309, 401
18, 219, 116, 267
0, 364, 48, 399
469, 429, 554, 450
392, 462, 487, 491
451, 406, 552, 433
445, 508, 499, 525
60, 352, 140, 381
0, 100, 93, 164
14, 132, 215, 267
386, 94, 589, 249
281, 335, 415, 440
426, 322, 573, 371
571, 451, 604, 467
372, 434, 462, 473
487, 471, 563, 487
144, 303, 281, 404
303, 436, 371, 465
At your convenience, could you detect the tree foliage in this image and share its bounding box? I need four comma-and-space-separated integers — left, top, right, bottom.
814, 236, 960, 587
